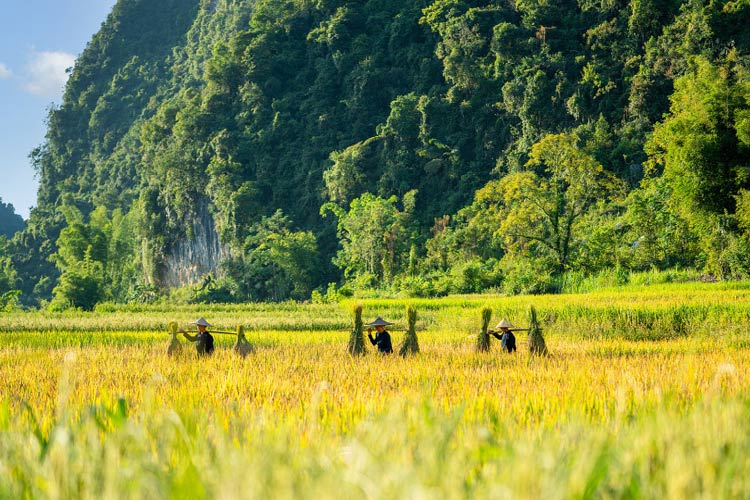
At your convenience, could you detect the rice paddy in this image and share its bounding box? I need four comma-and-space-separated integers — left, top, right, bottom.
1, 281, 750, 498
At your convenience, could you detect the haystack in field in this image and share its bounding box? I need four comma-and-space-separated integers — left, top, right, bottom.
399, 305, 420, 357
527, 306, 548, 356
476, 307, 492, 352
233, 325, 254, 357
348, 304, 366, 356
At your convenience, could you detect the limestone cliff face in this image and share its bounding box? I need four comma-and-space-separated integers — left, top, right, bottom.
159, 198, 230, 288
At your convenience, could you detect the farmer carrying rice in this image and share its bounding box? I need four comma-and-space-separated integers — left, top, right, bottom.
181, 317, 215, 356
366, 316, 394, 354
489, 318, 517, 353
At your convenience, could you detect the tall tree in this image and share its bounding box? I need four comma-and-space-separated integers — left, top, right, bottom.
324, 192, 414, 286
498, 133, 625, 274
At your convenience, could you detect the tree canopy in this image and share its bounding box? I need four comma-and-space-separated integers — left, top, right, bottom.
6, 0, 750, 306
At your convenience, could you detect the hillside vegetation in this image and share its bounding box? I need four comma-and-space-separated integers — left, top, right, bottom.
3, 0, 750, 307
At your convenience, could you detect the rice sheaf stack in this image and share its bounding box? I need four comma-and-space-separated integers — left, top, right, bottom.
348, 304, 366, 356
234, 325, 254, 357
527, 306, 549, 356
476, 307, 492, 352
399, 305, 420, 357
167, 321, 182, 357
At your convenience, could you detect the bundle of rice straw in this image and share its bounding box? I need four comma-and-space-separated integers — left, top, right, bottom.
476, 307, 492, 352
348, 304, 366, 356
233, 325, 254, 357
399, 305, 420, 357
167, 321, 182, 357
527, 306, 548, 356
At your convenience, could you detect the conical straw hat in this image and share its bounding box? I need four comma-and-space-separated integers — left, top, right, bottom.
190, 317, 211, 327
365, 316, 394, 327
495, 318, 515, 329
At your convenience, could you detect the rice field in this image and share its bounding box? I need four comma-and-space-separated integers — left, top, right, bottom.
1, 281, 750, 498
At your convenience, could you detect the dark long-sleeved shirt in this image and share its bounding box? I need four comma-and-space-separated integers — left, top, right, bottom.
490, 330, 516, 353
183, 331, 215, 356
368, 330, 393, 354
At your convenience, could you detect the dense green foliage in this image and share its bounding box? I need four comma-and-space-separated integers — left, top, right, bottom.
0, 198, 24, 238
0, 199, 24, 309
7, 0, 750, 306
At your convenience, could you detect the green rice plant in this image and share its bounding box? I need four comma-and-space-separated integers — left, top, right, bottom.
399, 305, 420, 357
476, 307, 492, 352
348, 304, 366, 356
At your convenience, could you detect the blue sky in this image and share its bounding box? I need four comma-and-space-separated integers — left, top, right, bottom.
0, 0, 117, 219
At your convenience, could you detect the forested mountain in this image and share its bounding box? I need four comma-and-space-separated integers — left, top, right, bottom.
5, 0, 750, 308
